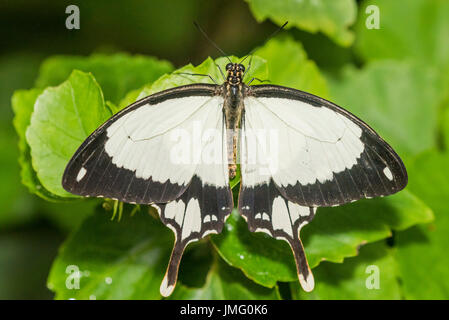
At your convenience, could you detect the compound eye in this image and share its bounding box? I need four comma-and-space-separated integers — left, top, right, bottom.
239, 64, 245, 72
226, 63, 233, 70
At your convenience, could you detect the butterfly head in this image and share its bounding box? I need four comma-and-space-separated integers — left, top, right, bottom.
225, 63, 245, 85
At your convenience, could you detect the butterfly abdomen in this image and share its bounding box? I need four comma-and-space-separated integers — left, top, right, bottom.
223, 83, 244, 180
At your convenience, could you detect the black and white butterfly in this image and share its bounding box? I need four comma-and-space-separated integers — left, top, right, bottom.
62, 57, 407, 296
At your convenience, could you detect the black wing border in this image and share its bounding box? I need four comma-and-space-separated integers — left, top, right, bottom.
244, 84, 408, 205
62, 83, 220, 200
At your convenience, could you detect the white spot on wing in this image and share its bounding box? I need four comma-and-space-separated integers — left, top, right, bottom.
383, 167, 393, 180
164, 200, 185, 226
181, 199, 201, 240
272, 197, 293, 237
287, 202, 300, 223
76, 167, 87, 182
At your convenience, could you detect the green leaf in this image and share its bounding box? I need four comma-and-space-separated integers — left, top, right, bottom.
211, 190, 432, 288
26, 70, 112, 198
48, 205, 173, 300
171, 255, 280, 300
36, 53, 173, 104
292, 241, 401, 300
12, 89, 42, 156
175, 241, 214, 288
245, 0, 357, 46
211, 210, 296, 287
355, 0, 449, 73
443, 106, 449, 150
127, 37, 328, 105
12, 88, 64, 201
118, 87, 144, 111
355, 0, 449, 153
254, 36, 328, 98
39, 200, 100, 233
395, 151, 449, 299
328, 61, 444, 162
134, 56, 268, 102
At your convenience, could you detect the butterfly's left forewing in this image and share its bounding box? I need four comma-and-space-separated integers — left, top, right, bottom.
62, 84, 232, 296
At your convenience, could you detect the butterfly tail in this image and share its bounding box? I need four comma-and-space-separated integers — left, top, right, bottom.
288, 236, 315, 292
160, 239, 186, 297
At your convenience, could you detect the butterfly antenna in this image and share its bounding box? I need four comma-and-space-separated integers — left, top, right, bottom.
194, 21, 233, 64
240, 21, 289, 64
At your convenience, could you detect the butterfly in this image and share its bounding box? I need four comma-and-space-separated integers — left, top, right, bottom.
62, 57, 407, 297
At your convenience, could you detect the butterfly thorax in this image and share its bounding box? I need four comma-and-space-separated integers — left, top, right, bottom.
223, 63, 246, 180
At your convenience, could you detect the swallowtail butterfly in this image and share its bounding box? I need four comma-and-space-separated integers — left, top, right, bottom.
62, 36, 407, 298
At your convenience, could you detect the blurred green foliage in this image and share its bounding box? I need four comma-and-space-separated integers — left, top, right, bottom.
245, 0, 357, 46
396, 151, 449, 299
3, 0, 449, 299
26, 70, 112, 197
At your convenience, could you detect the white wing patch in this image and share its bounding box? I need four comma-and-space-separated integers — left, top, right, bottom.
272, 196, 293, 237
162, 197, 224, 244
181, 198, 202, 240
104, 96, 225, 186
253, 197, 316, 241
164, 199, 185, 226
242, 96, 365, 187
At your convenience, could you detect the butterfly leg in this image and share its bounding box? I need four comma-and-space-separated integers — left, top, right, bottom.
242, 54, 253, 81
242, 55, 271, 85
247, 77, 271, 86
173, 72, 218, 84
215, 63, 226, 81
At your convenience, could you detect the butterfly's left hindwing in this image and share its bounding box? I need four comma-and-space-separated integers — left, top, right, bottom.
62, 84, 232, 297
157, 175, 232, 296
